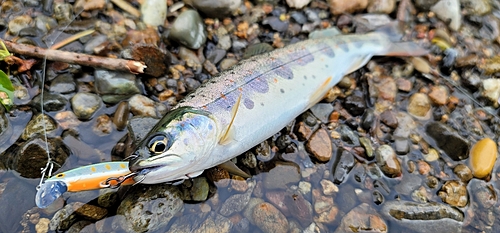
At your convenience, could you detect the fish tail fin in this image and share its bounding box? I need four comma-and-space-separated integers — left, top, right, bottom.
372, 21, 429, 57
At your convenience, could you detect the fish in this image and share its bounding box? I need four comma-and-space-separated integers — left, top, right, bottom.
35, 161, 135, 208
127, 23, 428, 184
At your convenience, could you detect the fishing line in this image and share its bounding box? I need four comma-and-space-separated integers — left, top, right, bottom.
37, 7, 85, 190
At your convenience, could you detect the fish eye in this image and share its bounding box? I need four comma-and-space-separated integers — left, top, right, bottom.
148, 134, 170, 154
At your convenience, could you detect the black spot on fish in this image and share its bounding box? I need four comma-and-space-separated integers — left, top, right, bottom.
304, 75, 307, 80
244, 98, 254, 109
325, 64, 329, 68
354, 41, 364, 48
312, 75, 316, 79
260, 102, 264, 106
280, 88, 285, 93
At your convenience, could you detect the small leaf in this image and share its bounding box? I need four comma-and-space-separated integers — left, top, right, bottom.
0, 70, 14, 111
0, 70, 14, 91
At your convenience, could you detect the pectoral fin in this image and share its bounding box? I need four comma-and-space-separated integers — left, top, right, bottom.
219, 161, 251, 178
219, 94, 242, 145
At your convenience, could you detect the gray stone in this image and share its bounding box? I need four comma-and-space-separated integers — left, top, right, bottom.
94, 69, 141, 104
71, 92, 102, 120
169, 10, 206, 49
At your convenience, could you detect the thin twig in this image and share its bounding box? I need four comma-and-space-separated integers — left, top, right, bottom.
3, 40, 146, 74
50, 29, 95, 50
110, 0, 141, 18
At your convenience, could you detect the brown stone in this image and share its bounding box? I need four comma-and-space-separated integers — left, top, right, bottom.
305, 128, 332, 162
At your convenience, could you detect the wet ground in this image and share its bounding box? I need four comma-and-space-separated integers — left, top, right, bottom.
1, 0, 500, 232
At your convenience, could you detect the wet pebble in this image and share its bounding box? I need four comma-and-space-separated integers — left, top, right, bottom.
169, 10, 206, 49
263, 162, 300, 190
93, 114, 113, 135
35, 218, 50, 233
219, 182, 253, 216
469, 138, 497, 179
116, 184, 183, 233
320, 179, 338, 196
83, 34, 107, 54
375, 145, 402, 178
190, 177, 210, 201
367, 0, 395, 14
438, 180, 468, 207
193, 212, 233, 233
21, 114, 57, 140
230, 176, 248, 192
286, 0, 311, 8
454, 164, 473, 183
327, 0, 368, 15
312, 189, 338, 223
426, 122, 470, 161
305, 128, 332, 162
331, 148, 355, 184
309, 103, 333, 123
335, 203, 387, 233
50, 204, 78, 231
393, 112, 416, 154
178, 46, 202, 72
407, 93, 431, 119
8, 15, 32, 35
481, 79, 500, 106
252, 202, 289, 233
128, 94, 157, 117
54, 111, 81, 130
219, 58, 238, 71
94, 70, 141, 104
265, 191, 290, 215
262, 16, 289, 32
461, 0, 491, 16
380, 110, 398, 128
112, 101, 129, 131
32, 92, 68, 112
381, 200, 463, 232
430, 0, 461, 31
186, 0, 241, 18
141, 0, 167, 27
428, 85, 449, 105
71, 92, 102, 120
49, 74, 76, 94
72, 202, 108, 221
206, 166, 230, 187
468, 179, 496, 209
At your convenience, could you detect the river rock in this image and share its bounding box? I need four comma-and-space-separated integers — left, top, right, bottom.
8, 15, 32, 35
375, 145, 401, 178
286, 0, 311, 8
94, 69, 141, 104
430, 0, 461, 31
71, 92, 102, 120
335, 203, 387, 233
331, 148, 355, 184
141, 0, 167, 27
169, 10, 206, 49
116, 184, 183, 233
367, 0, 395, 14
327, 0, 368, 15
186, 0, 241, 18
438, 180, 468, 207
407, 93, 431, 119
305, 128, 332, 162
219, 181, 254, 216
381, 200, 463, 232
252, 202, 289, 233
128, 94, 158, 117
21, 113, 57, 140
263, 162, 300, 190
425, 122, 470, 161
32, 92, 68, 112
469, 138, 497, 179
49, 73, 76, 94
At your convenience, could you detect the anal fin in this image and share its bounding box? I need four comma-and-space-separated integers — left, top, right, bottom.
219, 93, 242, 145
219, 161, 251, 178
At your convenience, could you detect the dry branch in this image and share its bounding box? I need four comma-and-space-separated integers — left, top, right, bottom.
2, 40, 147, 74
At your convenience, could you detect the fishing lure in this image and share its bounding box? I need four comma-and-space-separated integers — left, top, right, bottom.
126, 23, 428, 184
35, 161, 135, 208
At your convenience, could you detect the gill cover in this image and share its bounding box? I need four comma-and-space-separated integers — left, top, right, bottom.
35, 180, 68, 208
129, 107, 219, 184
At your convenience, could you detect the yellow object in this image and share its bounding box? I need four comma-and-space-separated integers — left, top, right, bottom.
470, 138, 498, 179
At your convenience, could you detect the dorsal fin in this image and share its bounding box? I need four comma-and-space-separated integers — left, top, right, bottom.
219, 93, 242, 145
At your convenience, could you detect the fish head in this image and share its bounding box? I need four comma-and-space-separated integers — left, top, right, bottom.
35, 180, 67, 208
129, 107, 219, 184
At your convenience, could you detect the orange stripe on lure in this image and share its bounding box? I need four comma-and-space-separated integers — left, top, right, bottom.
35, 161, 135, 208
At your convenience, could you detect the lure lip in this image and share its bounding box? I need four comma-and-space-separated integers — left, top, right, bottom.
35, 180, 68, 208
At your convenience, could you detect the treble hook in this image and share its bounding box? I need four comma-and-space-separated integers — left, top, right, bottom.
101, 172, 137, 189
